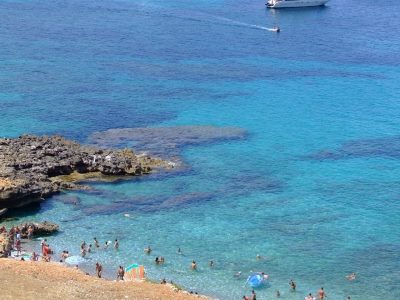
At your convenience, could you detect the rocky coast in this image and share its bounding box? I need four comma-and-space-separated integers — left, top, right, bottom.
0, 220, 207, 300
0, 221, 59, 257
0, 135, 171, 210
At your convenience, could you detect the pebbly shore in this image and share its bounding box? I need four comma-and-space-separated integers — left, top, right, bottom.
0, 135, 172, 210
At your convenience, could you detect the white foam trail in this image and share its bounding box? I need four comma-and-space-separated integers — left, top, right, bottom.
214, 16, 272, 31
132, 3, 277, 32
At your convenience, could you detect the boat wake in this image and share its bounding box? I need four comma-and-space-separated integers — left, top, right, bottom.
212, 16, 277, 32
134, 2, 277, 32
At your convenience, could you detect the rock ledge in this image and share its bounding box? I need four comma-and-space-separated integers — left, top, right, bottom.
0, 135, 170, 209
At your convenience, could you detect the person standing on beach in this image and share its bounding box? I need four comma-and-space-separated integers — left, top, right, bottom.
318, 287, 326, 299
15, 239, 21, 256
60, 251, 67, 261
27, 225, 34, 239
31, 252, 39, 261
95, 262, 103, 278
117, 266, 125, 281
15, 227, 21, 242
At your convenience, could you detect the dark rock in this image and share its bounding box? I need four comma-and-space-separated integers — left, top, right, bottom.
0, 135, 171, 209
0, 208, 7, 217
18, 221, 59, 238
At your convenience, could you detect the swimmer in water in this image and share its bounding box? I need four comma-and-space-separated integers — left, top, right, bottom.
289, 279, 296, 291
234, 271, 242, 278
114, 239, 119, 250
305, 293, 314, 300
209, 260, 214, 268
318, 287, 326, 300
251, 290, 257, 300
256, 254, 263, 260
144, 246, 152, 254
177, 247, 182, 255
346, 272, 356, 281
191, 260, 197, 270
94, 237, 99, 248
276, 290, 281, 298
104, 241, 110, 249
255, 272, 269, 280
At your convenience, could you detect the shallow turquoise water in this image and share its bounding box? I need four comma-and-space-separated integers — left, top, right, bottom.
1, 0, 400, 299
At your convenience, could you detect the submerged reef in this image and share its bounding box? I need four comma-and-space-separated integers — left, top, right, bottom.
305, 135, 400, 161
88, 125, 247, 156
0, 135, 170, 209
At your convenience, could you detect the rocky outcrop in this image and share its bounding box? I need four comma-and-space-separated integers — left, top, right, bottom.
17, 221, 59, 238
0, 135, 172, 209
0, 221, 59, 257
0, 233, 11, 258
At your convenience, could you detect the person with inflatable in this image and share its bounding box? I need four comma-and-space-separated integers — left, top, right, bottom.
246, 272, 269, 288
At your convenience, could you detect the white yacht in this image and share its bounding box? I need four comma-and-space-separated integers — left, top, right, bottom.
266, 0, 329, 8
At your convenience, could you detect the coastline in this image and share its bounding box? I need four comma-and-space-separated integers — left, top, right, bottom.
0, 229, 212, 300
0, 135, 174, 210
0, 258, 210, 300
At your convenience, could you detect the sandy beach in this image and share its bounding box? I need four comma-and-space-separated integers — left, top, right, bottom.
0, 258, 206, 300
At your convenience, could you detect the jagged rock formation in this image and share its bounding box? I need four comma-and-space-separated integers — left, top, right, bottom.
17, 221, 59, 238
0, 221, 59, 257
0, 135, 171, 209
0, 233, 11, 258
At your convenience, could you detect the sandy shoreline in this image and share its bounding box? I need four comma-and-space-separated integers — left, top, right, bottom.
0, 258, 209, 300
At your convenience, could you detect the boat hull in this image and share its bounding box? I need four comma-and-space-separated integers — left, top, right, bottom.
267, 0, 328, 8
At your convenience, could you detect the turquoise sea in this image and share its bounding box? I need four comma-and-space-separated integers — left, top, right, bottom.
1, 0, 400, 299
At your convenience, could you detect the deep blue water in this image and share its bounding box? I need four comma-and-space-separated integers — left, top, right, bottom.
1, 0, 400, 299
